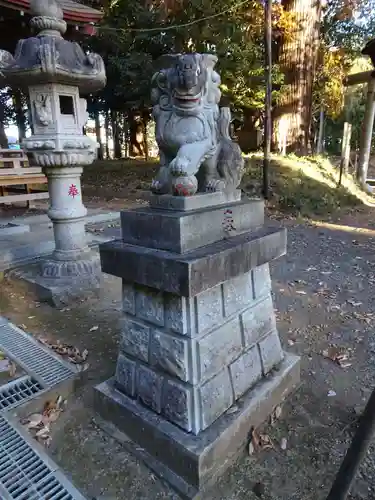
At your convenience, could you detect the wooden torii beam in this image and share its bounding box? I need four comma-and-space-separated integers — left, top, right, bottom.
344, 70, 373, 87
343, 70, 375, 186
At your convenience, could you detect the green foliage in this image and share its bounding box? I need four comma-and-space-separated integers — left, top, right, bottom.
312, 1, 375, 148
244, 154, 362, 216
87, 0, 294, 118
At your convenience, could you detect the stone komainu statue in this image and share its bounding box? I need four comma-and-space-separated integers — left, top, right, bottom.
151, 53, 244, 196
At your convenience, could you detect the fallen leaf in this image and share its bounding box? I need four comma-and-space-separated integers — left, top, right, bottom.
259, 433, 273, 449
38, 337, 89, 366
26, 413, 44, 428
275, 405, 282, 420
251, 428, 260, 450
270, 405, 282, 425
43, 400, 56, 416
35, 425, 50, 438
77, 362, 90, 372
322, 345, 351, 368
347, 300, 362, 307
280, 437, 287, 450
8, 362, 17, 377
250, 428, 274, 453
46, 410, 61, 423
89, 325, 99, 332
55, 395, 63, 409
248, 440, 255, 455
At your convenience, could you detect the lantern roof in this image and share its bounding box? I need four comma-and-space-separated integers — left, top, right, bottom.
0, 0, 106, 93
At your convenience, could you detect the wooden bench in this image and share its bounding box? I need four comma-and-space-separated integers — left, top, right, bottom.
0, 149, 49, 207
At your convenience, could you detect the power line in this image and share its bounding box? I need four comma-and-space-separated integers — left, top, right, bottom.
96, 0, 250, 34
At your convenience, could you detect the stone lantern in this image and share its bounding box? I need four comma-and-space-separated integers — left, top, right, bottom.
0, 0, 106, 304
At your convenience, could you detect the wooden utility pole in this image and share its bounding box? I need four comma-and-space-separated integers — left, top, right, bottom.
327, 386, 375, 500
316, 106, 324, 155
263, 0, 272, 199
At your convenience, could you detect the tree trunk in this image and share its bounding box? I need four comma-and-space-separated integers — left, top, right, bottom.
143, 120, 149, 161
237, 109, 262, 153
104, 109, 110, 159
111, 109, 122, 159
123, 115, 129, 158
339, 121, 352, 185
129, 113, 144, 157
357, 79, 375, 185
142, 111, 150, 161
13, 90, 26, 142
0, 100, 8, 148
94, 107, 103, 160
273, 0, 322, 155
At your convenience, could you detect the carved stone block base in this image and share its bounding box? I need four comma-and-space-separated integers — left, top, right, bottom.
94, 353, 300, 499
41, 252, 101, 278
10, 258, 101, 307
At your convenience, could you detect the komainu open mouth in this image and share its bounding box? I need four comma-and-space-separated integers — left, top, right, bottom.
174, 92, 201, 105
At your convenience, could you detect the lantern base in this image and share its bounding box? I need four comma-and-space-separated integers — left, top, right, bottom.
9, 253, 101, 307
40, 251, 100, 278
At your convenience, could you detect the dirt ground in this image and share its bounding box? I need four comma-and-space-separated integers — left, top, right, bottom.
2, 161, 375, 499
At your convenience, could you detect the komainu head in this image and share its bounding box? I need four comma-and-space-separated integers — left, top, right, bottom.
152, 53, 221, 114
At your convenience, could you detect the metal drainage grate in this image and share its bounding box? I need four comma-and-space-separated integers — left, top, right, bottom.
0, 320, 74, 387
0, 376, 43, 412
0, 415, 86, 500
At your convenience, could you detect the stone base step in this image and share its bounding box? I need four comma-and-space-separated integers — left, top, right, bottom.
94, 353, 300, 499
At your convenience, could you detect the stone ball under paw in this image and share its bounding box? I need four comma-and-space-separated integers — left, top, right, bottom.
172, 175, 198, 196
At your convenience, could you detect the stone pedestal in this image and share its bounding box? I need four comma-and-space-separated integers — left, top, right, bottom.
40, 166, 99, 279
95, 192, 300, 498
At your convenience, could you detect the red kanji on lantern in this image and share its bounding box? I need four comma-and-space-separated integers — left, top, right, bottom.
68, 184, 79, 198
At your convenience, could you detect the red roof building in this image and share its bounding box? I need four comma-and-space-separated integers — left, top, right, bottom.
0, 0, 103, 25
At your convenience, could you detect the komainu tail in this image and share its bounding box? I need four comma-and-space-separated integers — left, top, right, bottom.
218, 107, 231, 140
217, 107, 244, 191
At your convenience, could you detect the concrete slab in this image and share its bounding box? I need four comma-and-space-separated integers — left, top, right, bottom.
0, 222, 30, 236
94, 353, 300, 499
0, 212, 120, 271
2, 209, 120, 231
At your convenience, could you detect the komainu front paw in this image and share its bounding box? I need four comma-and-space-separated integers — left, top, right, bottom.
151, 178, 169, 194
170, 156, 190, 176
205, 179, 226, 192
